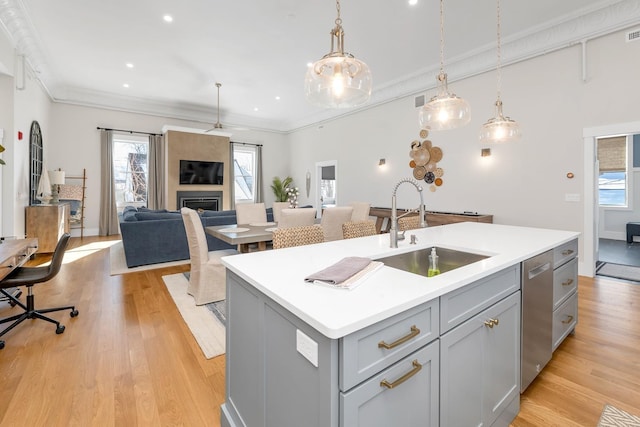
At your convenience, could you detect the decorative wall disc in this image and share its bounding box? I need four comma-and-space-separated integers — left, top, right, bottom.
413, 166, 427, 180
419, 129, 429, 139
413, 147, 430, 166
435, 167, 444, 178
424, 171, 435, 184
429, 146, 443, 162
434, 177, 443, 186
409, 160, 416, 168
425, 161, 436, 171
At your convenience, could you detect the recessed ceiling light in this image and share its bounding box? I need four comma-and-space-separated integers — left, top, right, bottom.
126, 63, 134, 68
123, 83, 129, 88
163, 14, 173, 23
275, 96, 281, 101
408, 0, 418, 5
306, 62, 313, 68
253, 107, 259, 112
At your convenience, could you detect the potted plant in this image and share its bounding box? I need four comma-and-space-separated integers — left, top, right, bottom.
271, 176, 293, 202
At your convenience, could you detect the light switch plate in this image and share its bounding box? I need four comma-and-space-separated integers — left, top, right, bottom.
565, 193, 580, 202
296, 329, 318, 367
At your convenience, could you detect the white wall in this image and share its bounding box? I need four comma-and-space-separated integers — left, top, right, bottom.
48, 104, 289, 235
287, 29, 640, 276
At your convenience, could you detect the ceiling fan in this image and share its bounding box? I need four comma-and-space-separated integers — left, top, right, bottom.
205, 82, 224, 132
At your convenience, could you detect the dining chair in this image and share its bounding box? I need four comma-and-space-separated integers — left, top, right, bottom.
236, 202, 267, 225
320, 206, 354, 241
342, 220, 377, 239
272, 202, 290, 223
0, 233, 77, 350
272, 225, 324, 249
398, 215, 423, 231
181, 208, 237, 305
349, 202, 371, 221
277, 208, 316, 228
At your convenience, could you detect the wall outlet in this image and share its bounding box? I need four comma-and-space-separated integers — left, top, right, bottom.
296, 329, 318, 367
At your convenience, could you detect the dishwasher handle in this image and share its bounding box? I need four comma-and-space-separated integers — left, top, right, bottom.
528, 262, 551, 280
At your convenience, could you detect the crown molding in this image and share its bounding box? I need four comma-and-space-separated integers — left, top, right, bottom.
2, 0, 639, 133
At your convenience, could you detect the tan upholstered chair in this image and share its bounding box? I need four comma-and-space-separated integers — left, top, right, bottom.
349, 202, 371, 221
320, 206, 354, 241
236, 202, 267, 225
278, 208, 316, 228
272, 225, 325, 249
398, 215, 423, 231
272, 202, 290, 223
181, 208, 237, 305
342, 220, 377, 239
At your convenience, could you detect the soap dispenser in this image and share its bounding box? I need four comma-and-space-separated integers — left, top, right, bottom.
428, 247, 440, 277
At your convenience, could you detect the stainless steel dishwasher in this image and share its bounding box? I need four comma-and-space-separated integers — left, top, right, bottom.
521, 249, 553, 392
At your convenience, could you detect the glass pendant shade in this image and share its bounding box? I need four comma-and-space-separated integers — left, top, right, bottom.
479, 100, 522, 143
419, 74, 471, 130
304, 54, 372, 108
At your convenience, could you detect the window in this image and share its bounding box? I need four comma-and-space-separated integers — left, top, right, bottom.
597, 135, 628, 207
233, 145, 256, 203
113, 135, 148, 211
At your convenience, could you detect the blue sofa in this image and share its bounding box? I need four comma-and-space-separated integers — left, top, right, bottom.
119, 206, 274, 268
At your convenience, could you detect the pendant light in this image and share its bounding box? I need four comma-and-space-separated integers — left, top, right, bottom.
419, 0, 470, 131
304, 0, 372, 108
479, 0, 521, 143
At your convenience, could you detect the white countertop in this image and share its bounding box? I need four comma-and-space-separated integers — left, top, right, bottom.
221, 222, 580, 339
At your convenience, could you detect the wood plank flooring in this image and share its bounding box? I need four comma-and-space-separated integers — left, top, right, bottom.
0, 236, 639, 426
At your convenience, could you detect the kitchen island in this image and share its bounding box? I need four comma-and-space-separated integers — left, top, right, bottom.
220, 222, 579, 427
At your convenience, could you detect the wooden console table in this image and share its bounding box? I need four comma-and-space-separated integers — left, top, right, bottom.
25, 204, 70, 253
369, 207, 493, 234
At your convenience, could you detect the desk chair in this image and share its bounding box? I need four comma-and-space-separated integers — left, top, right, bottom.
0, 233, 77, 350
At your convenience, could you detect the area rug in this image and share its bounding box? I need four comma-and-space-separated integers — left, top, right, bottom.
596, 262, 640, 283
598, 404, 640, 426
110, 241, 189, 275
162, 273, 226, 359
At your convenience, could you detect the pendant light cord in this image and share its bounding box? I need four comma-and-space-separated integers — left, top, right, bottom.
496, 0, 502, 102
439, 0, 444, 75
335, 0, 342, 26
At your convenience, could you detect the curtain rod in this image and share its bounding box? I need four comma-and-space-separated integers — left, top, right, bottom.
231, 141, 263, 147
96, 127, 162, 137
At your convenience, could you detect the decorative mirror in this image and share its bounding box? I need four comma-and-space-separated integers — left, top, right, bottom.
29, 120, 43, 205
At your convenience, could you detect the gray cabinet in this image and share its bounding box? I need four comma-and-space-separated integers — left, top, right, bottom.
440, 291, 521, 427
222, 264, 521, 427
552, 239, 578, 351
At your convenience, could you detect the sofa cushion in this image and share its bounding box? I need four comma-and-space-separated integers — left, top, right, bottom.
122, 210, 138, 221
135, 211, 182, 221
201, 209, 237, 217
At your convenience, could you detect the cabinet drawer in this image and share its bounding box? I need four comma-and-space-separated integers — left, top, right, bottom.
552, 291, 578, 351
553, 239, 578, 269
440, 264, 520, 334
340, 299, 439, 391
553, 257, 578, 309
340, 340, 439, 427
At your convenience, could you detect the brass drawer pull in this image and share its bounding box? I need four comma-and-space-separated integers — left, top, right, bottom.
378, 325, 420, 349
562, 249, 574, 256
484, 318, 499, 328
562, 278, 574, 286
562, 315, 574, 324
380, 360, 422, 389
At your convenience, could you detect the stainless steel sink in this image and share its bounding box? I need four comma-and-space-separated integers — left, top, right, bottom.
376, 247, 489, 277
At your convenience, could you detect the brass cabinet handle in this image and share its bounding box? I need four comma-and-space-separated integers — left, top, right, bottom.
378, 325, 420, 350
484, 318, 499, 328
562, 278, 574, 286
380, 360, 422, 389
562, 249, 574, 256
562, 315, 574, 324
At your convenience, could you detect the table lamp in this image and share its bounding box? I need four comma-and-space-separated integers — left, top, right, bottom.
49, 169, 65, 204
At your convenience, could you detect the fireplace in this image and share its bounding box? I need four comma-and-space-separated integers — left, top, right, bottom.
177, 191, 222, 211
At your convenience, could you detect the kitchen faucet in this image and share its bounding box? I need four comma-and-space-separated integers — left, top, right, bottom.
390, 178, 426, 248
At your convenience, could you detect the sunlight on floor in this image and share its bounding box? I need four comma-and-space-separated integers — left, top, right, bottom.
29, 240, 120, 267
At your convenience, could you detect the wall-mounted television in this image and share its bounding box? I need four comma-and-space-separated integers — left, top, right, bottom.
179, 160, 224, 185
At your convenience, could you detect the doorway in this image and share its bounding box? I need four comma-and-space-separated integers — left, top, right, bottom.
584, 121, 640, 277
315, 160, 337, 219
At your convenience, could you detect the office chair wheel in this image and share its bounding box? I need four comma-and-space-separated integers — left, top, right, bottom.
70, 309, 79, 317
56, 325, 65, 334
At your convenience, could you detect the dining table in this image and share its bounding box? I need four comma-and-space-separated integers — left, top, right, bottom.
205, 222, 277, 253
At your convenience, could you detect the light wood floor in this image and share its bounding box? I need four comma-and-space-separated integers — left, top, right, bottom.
0, 236, 638, 426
